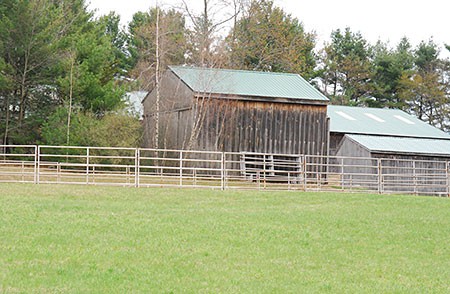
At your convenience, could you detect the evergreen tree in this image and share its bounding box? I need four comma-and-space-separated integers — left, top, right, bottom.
398, 40, 449, 130
318, 28, 372, 105
370, 38, 415, 107
0, 0, 76, 144
0, 0, 129, 145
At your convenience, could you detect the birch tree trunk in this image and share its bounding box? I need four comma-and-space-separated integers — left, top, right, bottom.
154, 3, 161, 149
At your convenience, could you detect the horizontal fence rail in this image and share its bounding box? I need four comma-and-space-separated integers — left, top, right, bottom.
0, 145, 449, 196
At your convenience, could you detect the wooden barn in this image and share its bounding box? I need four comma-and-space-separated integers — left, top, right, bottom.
143, 66, 329, 156
327, 105, 450, 193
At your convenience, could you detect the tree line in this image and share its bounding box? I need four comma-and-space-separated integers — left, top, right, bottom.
1, 0, 450, 147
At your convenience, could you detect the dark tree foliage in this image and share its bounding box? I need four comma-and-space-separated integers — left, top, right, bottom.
318, 28, 372, 105
370, 38, 415, 108
397, 40, 449, 130
0, 0, 130, 145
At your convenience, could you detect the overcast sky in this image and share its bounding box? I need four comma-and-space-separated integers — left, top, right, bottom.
88, 0, 449, 57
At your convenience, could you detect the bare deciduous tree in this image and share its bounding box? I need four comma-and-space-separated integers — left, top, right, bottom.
181, 0, 245, 67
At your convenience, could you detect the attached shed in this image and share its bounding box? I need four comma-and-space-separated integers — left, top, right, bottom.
143, 66, 329, 156
327, 105, 450, 194
337, 134, 450, 160
327, 105, 450, 156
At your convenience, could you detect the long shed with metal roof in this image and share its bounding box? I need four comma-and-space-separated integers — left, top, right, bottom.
143, 66, 329, 157
327, 105, 450, 159
327, 105, 450, 194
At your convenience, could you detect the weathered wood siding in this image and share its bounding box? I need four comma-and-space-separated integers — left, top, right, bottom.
335, 135, 450, 194
329, 133, 345, 156
335, 135, 371, 158
192, 99, 328, 156
335, 135, 375, 181
372, 152, 450, 194
142, 71, 195, 149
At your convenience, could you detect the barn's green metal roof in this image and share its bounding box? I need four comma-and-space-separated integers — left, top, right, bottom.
328, 105, 450, 139
169, 66, 329, 102
346, 134, 450, 157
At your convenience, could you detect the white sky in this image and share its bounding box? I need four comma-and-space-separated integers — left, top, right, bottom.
88, 0, 450, 57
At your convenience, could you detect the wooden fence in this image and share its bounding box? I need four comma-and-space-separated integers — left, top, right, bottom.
1, 145, 449, 196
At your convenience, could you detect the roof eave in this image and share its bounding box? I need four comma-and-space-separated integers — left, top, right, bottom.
193, 92, 329, 105
169, 67, 196, 93
371, 150, 450, 158
344, 134, 372, 153
330, 130, 450, 141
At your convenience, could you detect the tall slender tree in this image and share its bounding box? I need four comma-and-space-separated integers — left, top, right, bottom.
128, 7, 188, 90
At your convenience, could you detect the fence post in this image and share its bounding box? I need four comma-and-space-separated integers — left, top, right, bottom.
377, 159, 382, 194
446, 161, 449, 197
86, 147, 90, 185
288, 172, 291, 190
36, 145, 41, 184
135, 148, 140, 188
317, 170, 321, 190
57, 162, 61, 183
92, 165, 96, 184
257, 170, 261, 191
21, 161, 24, 182
263, 161, 267, 190
221, 152, 225, 191
33, 145, 38, 184
413, 161, 417, 195
179, 151, 183, 187
193, 169, 197, 186
303, 155, 307, 191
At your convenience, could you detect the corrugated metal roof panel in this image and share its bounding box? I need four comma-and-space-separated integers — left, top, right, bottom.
169, 66, 329, 102
347, 134, 450, 157
328, 105, 450, 139
126, 91, 146, 117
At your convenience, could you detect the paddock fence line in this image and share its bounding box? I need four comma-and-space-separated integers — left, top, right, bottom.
1, 145, 449, 196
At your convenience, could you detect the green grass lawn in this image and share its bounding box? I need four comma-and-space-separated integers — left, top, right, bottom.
0, 184, 449, 293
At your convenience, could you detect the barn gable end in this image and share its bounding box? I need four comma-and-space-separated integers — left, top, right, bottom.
143, 66, 330, 157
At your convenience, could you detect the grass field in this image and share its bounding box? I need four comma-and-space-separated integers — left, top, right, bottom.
0, 183, 449, 293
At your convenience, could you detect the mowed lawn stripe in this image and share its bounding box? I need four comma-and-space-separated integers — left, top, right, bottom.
0, 183, 449, 293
